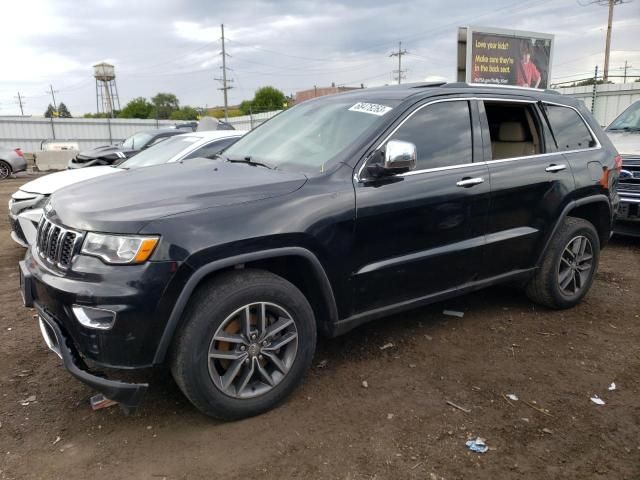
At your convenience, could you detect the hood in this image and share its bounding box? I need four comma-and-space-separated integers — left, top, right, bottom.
76, 144, 136, 161
19, 166, 119, 195
48, 158, 307, 233
606, 131, 640, 157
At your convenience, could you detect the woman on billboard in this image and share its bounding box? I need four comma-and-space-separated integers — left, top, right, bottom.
516, 41, 541, 88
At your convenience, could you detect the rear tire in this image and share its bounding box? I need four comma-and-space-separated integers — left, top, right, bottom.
171, 269, 316, 420
0, 161, 11, 179
526, 217, 600, 309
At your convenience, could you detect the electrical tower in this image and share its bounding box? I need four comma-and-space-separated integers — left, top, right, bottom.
93, 62, 121, 117
214, 24, 234, 122
390, 41, 408, 85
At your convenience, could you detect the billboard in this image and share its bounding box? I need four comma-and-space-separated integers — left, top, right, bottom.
457, 26, 554, 89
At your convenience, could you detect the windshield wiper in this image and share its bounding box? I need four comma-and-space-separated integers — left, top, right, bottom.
224, 155, 274, 170
608, 126, 640, 131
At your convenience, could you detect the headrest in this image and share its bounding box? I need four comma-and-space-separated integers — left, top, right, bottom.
498, 122, 526, 142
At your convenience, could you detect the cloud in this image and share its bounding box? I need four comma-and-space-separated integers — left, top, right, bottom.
0, 0, 638, 116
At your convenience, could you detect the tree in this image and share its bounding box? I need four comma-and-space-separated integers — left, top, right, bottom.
57, 102, 72, 118
150, 92, 180, 119
239, 99, 253, 115
251, 86, 286, 113
118, 97, 153, 119
169, 106, 200, 120
44, 104, 56, 118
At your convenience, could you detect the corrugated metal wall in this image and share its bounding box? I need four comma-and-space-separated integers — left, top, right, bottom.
0, 111, 280, 153
556, 83, 640, 127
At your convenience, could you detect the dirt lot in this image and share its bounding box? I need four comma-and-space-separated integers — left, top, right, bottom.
0, 174, 639, 480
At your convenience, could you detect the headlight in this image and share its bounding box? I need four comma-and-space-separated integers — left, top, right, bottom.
81, 233, 159, 264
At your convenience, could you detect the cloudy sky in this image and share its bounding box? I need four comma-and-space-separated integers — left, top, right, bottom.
1, 0, 638, 116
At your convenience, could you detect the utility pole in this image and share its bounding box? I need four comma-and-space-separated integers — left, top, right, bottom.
214, 24, 233, 122
623, 60, 630, 82
14, 92, 25, 115
390, 41, 408, 85
48, 84, 58, 113
603, 0, 615, 81
581, 0, 632, 82
591, 65, 599, 111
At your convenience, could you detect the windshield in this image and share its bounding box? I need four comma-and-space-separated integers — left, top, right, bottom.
222, 97, 400, 174
121, 132, 155, 149
608, 101, 640, 131
118, 135, 202, 168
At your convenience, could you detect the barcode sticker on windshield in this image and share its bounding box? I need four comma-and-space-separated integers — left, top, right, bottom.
348, 102, 392, 116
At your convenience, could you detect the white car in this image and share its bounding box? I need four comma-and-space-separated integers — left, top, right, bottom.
605, 100, 640, 236
9, 130, 246, 246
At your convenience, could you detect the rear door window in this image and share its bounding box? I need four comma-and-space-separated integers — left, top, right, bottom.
387, 101, 473, 170
543, 104, 596, 151
482, 101, 543, 160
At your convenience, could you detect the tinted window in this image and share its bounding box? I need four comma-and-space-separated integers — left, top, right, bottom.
544, 104, 596, 151
388, 101, 472, 169
185, 137, 238, 159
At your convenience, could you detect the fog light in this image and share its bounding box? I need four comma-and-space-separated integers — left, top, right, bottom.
72, 305, 116, 330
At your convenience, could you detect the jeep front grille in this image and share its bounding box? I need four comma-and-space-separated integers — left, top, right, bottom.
36, 218, 82, 269
619, 157, 640, 196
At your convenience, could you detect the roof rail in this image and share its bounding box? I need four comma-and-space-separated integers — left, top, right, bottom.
441, 82, 560, 95
408, 81, 447, 89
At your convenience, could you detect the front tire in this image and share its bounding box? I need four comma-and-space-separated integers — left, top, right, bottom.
0, 161, 12, 179
171, 269, 316, 420
526, 217, 600, 309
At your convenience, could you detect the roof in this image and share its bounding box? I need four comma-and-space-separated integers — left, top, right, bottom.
326, 81, 572, 106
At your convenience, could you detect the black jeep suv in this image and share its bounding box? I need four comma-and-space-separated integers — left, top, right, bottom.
19, 83, 620, 419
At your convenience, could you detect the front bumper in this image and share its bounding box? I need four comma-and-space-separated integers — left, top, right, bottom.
613, 195, 640, 236
20, 246, 179, 366
20, 260, 148, 409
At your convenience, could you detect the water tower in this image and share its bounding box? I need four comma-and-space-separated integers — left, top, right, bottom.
93, 62, 121, 117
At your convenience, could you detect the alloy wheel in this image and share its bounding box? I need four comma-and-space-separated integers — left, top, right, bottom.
0, 163, 10, 179
557, 235, 594, 297
208, 302, 298, 399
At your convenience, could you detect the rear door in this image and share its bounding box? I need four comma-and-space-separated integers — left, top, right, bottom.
353, 98, 490, 313
478, 97, 575, 279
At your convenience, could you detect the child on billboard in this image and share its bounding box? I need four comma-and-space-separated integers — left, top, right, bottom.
516, 41, 541, 88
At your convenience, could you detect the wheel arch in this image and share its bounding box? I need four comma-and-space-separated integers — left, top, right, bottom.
153, 247, 339, 364
536, 194, 612, 266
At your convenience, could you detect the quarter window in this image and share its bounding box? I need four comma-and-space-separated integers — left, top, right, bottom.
387, 101, 473, 170
544, 104, 596, 151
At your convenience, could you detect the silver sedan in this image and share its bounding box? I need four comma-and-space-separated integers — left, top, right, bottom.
0, 148, 27, 179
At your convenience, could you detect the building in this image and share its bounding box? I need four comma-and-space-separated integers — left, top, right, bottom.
294, 83, 363, 104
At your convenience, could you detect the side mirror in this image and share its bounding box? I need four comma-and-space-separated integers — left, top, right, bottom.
366, 140, 417, 178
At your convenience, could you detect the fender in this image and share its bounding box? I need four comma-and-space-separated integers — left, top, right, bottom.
536, 194, 612, 266
152, 246, 339, 364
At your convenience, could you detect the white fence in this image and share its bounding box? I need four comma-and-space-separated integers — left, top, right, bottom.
0, 110, 280, 153
556, 83, 640, 127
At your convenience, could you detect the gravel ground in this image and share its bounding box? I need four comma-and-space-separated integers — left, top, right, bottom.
0, 174, 639, 480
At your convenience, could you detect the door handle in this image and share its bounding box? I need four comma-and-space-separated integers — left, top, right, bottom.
456, 177, 485, 187
545, 164, 567, 173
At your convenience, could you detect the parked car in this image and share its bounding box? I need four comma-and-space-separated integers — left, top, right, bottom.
9, 130, 245, 246
67, 127, 192, 169
19, 82, 620, 420
0, 147, 27, 179
605, 100, 640, 236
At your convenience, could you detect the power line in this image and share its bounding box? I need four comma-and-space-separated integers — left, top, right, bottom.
47, 84, 58, 112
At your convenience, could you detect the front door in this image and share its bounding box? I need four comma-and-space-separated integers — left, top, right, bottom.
352, 99, 490, 313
